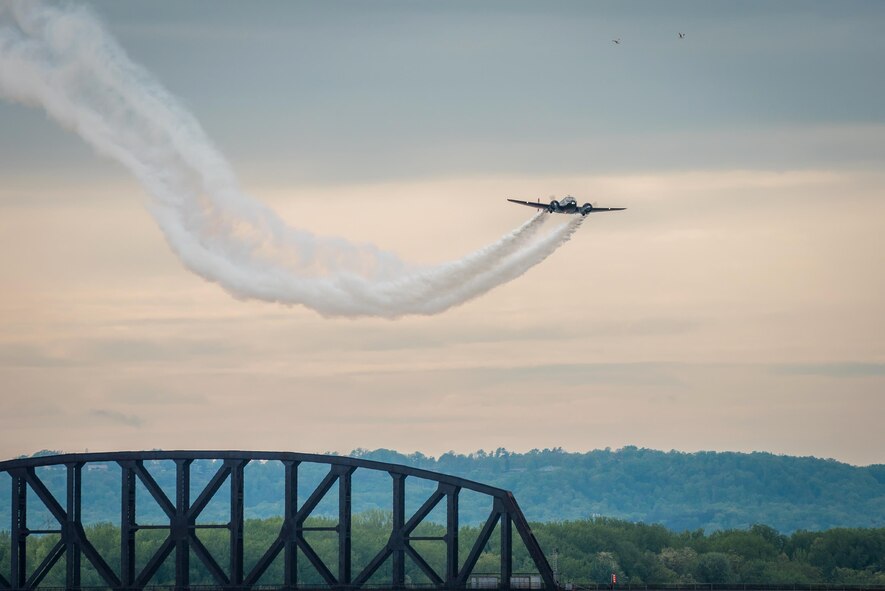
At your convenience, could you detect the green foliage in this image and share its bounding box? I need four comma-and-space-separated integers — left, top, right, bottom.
696, 552, 733, 583
1, 515, 881, 586
530, 518, 885, 586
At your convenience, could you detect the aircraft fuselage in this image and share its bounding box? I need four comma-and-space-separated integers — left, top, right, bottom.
507, 196, 626, 216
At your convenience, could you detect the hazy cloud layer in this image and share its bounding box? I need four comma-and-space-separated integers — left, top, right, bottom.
0, 2, 883, 466
89, 409, 143, 428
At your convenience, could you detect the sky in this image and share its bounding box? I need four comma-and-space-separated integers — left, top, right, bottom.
0, 1, 883, 466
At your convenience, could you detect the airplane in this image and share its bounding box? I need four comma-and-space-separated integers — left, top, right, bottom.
678, 32, 686, 39
612, 38, 621, 44
507, 195, 626, 216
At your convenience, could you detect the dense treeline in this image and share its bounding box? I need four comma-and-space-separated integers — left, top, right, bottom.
0, 515, 882, 587
5, 447, 883, 533
532, 518, 885, 586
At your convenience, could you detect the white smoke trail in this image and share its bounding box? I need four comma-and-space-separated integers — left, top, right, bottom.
0, 2, 585, 318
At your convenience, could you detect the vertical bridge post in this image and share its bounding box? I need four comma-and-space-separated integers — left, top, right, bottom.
174, 458, 192, 590
65, 462, 83, 590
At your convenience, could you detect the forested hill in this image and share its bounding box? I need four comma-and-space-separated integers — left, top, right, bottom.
7, 447, 884, 533
353, 447, 884, 532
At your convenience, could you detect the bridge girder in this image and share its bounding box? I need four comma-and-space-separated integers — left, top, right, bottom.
0, 451, 556, 590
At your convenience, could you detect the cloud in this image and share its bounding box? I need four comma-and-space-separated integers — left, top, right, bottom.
89, 409, 144, 428
84, 337, 234, 364
109, 386, 206, 407
771, 363, 885, 378
0, 343, 76, 368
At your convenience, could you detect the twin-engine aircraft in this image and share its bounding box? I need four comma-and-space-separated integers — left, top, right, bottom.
507, 195, 626, 216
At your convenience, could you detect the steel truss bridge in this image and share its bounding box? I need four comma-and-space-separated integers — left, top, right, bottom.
0, 451, 556, 591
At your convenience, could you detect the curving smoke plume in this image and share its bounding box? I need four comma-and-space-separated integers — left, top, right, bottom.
0, 2, 584, 317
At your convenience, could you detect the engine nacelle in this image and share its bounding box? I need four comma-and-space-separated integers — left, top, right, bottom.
548, 199, 560, 212
581, 203, 593, 215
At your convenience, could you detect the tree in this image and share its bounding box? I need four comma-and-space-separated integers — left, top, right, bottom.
696, 552, 734, 583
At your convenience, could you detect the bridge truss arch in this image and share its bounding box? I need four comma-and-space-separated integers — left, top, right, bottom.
0, 451, 556, 590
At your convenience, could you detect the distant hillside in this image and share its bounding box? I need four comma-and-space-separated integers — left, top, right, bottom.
4, 447, 883, 533
356, 447, 884, 532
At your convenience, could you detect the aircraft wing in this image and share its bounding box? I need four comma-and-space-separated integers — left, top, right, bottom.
586, 207, 627, 212
507, 198, 549, 209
